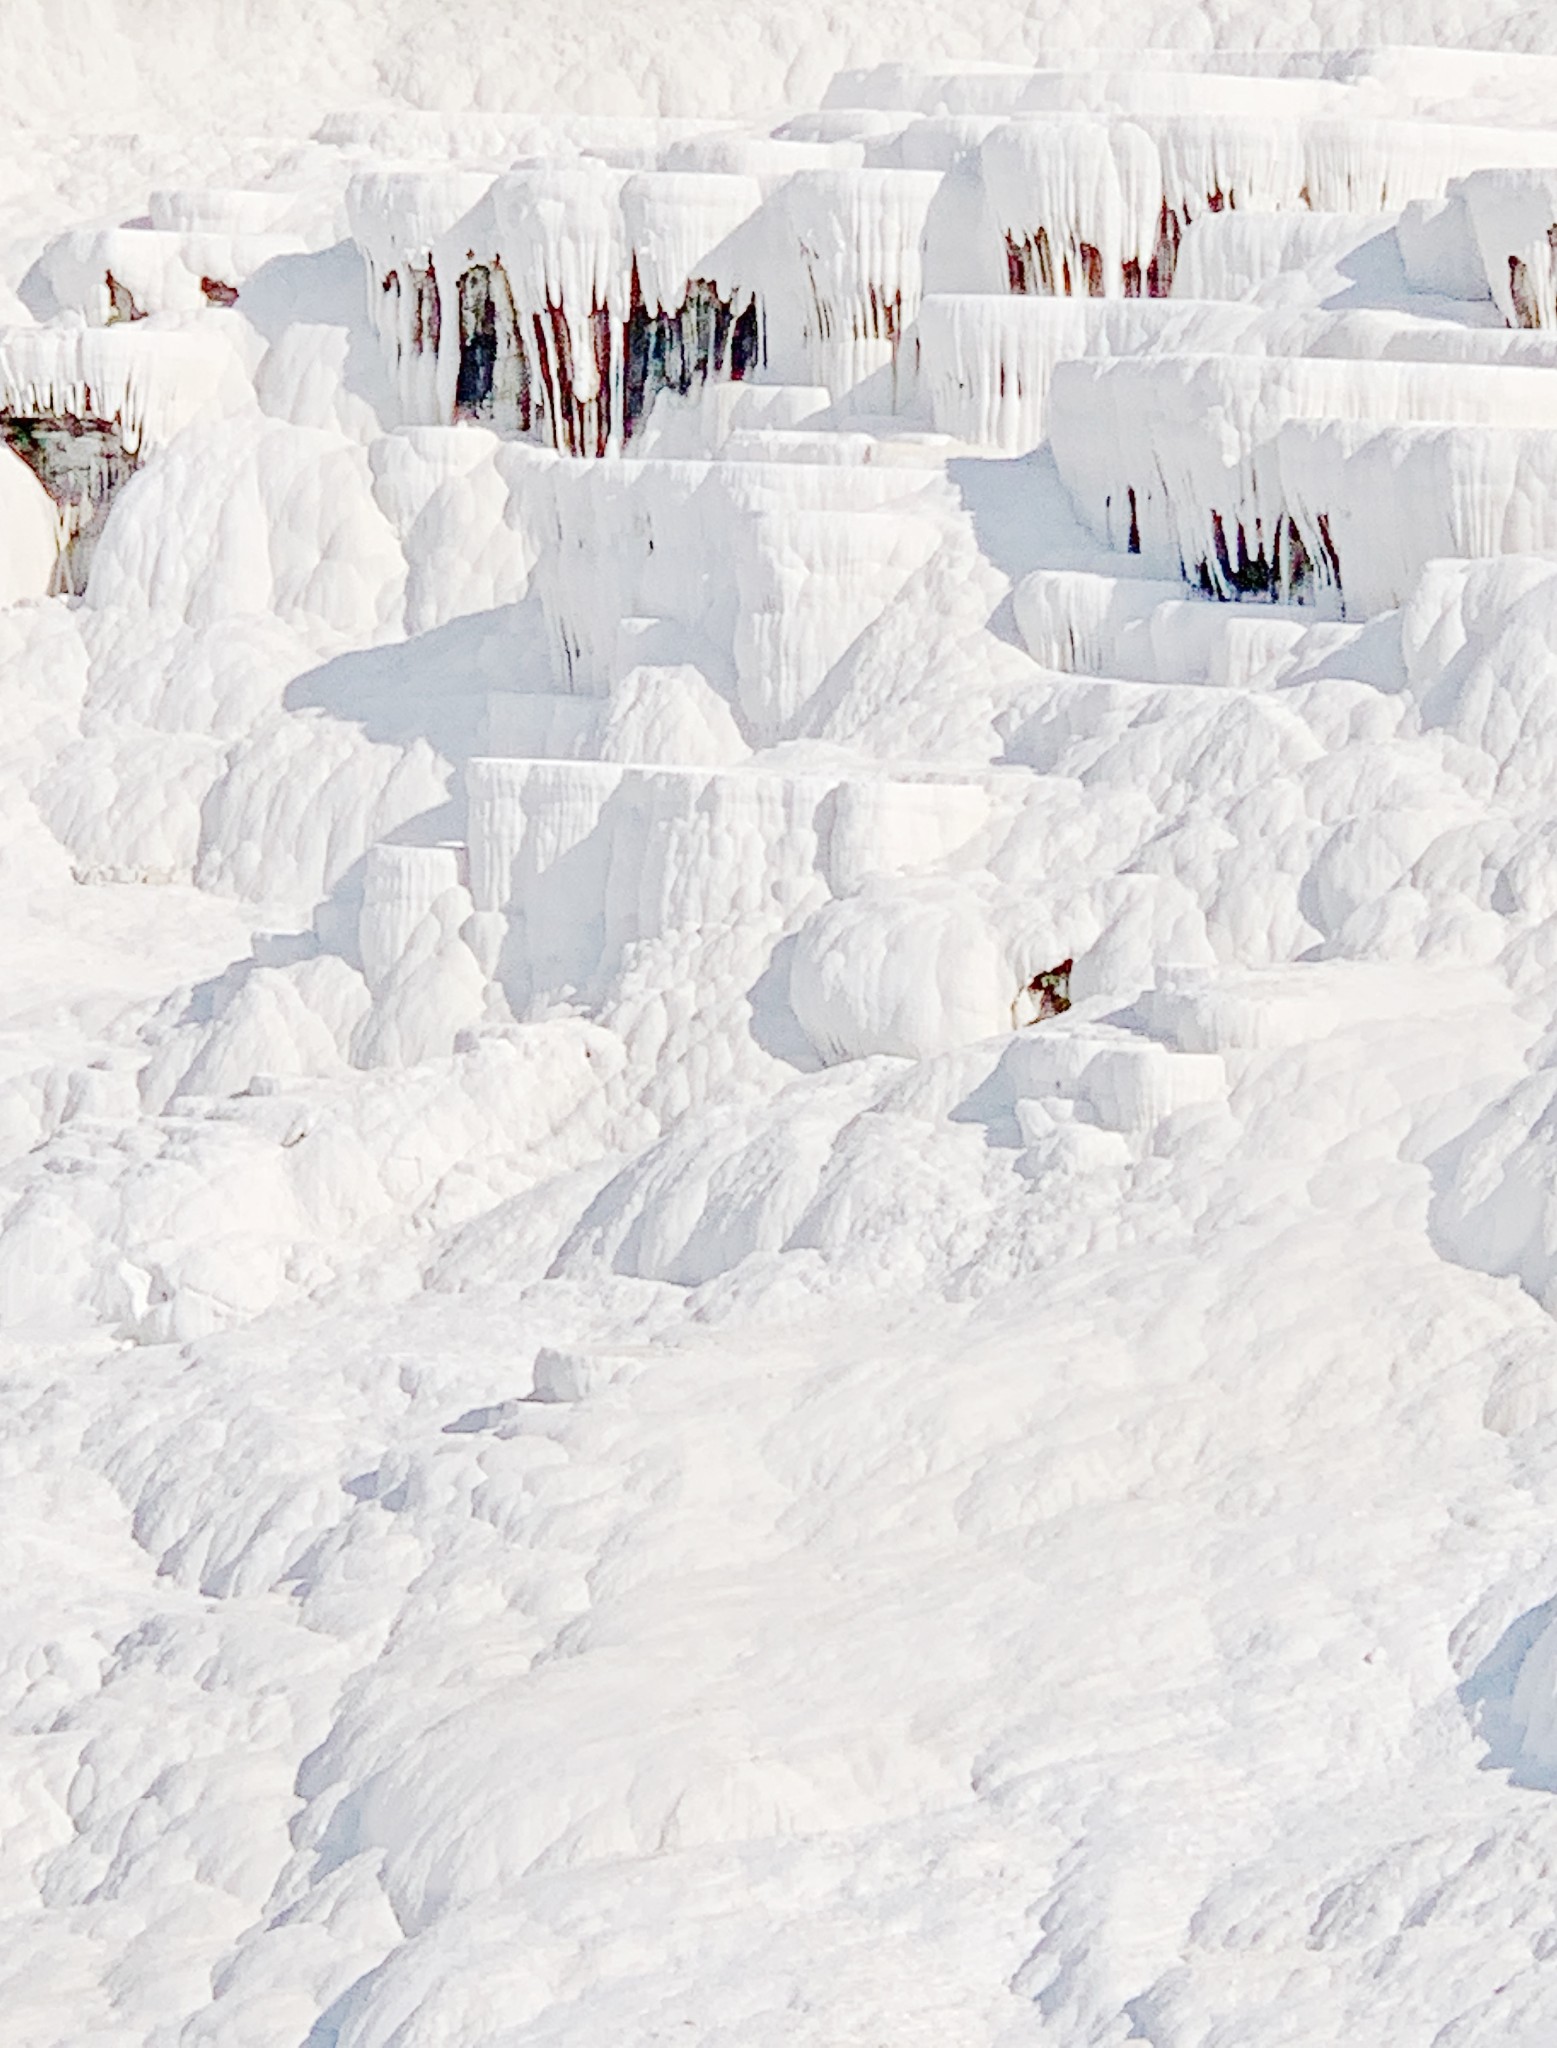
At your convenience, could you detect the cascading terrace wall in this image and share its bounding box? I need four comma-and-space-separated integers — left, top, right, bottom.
21, 59, 1557, 617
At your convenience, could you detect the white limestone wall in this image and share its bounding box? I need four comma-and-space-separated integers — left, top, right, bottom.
1049, 351, 1557, 600
359, 843, 466, 991
461, 757, 994, 1043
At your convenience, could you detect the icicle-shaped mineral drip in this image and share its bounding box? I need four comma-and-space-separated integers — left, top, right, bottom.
1045, 356, 1174, 566
1136, 113, 1305, 294
492, 162, 630, 458
1149, 382, 1292, 600
0, 324, 246, 591
348, 165, 775, 451
1302, 120, 1557, 214
618, 173, 764, 439
0, 325, 245, 456
1302, 120, 1445, 211
980, 119, 1161, 298
346, 170, 498, 423
530, 456, 619, 689
466, 758, 843, 1007
1277, 419, 1557, 616
1143, 113, 1306, 216
770, 168, 944, 394
1051, 351, 1557, 601
1455, 170, 1557, 328
620, 173, 763, 319
0, 416, 136, 593
912, 294, 1272, 451
915, 293, 1091, 448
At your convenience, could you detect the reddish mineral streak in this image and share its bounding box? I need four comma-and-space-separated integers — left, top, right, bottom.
0, 408, 138, 595
105, 272, 145, 323
427, 252, 761, 454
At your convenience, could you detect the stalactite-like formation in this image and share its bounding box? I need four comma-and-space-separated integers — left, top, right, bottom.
980, 114, 1557, 306
350, 163, 942, 453
0, 410, 136, 593
350, 166, 769, 455
1049, 351, 1557, 610
771, 168, 942, 391
623, 274, 761, 443
0, 326, 245, 593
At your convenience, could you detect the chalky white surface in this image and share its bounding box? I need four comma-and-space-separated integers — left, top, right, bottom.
10, 11, 1557, 2047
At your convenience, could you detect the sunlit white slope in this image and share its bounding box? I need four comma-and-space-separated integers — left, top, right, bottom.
10, 22, 1557, 2048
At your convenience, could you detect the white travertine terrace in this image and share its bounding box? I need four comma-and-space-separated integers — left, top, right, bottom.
22, 25, 1557, 2048
1456, 167, 1557, 326
0, 324, 248, 587
1049, 352, 1557, 602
